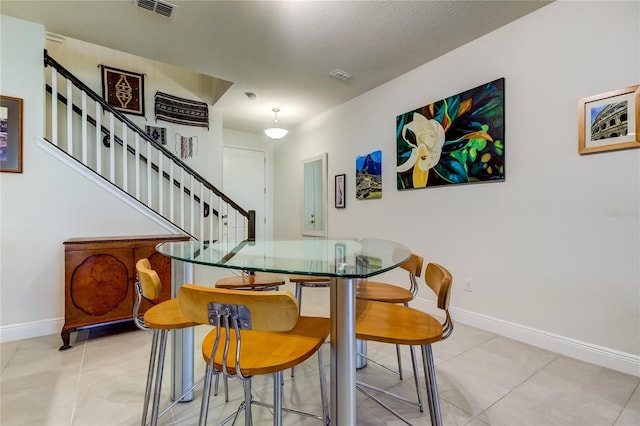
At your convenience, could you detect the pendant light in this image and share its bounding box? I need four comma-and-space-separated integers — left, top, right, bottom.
264, 108, 288, 139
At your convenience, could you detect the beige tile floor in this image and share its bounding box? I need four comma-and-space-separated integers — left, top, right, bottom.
1, 285, 639, 426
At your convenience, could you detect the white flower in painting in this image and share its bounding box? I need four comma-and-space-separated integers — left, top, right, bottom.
397, 113, 445, 187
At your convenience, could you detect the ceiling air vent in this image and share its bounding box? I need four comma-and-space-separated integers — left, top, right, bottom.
135, 0, 176, 18
329, 69, 353, 81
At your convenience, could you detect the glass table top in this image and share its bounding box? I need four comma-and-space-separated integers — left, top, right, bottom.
156, 238, 411, 278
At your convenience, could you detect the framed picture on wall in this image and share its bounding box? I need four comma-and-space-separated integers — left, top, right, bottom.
101, 65, 145, 116
0, 95, 23, 173
335, 174, 346, 208
578, 85, 640, 155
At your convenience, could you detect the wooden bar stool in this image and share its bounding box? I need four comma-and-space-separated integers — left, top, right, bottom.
355, 262, 454, 426
215, 272, 285, 291
355, 254, 424, 402
178, 285, 330, 426
133, 258, 200, 426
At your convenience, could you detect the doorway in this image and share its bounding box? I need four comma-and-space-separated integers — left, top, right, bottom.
222, 146, 267, 241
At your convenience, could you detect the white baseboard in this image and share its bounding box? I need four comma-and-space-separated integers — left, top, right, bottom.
0, 317, 64, 344
412, 298, 640, 377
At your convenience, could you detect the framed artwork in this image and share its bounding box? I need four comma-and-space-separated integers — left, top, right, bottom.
578, 85, 639, 155
0, 95, 23, 173
335, 174, 346, 208
101, 65, 145, 116
356, 150, 382, 200
397, 78, 505, 190
145, 125, 167, 145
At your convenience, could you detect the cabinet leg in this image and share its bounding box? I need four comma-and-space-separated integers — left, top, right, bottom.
59, 328, 73, 350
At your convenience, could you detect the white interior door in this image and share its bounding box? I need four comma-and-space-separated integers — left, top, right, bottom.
222, 147, 266, 241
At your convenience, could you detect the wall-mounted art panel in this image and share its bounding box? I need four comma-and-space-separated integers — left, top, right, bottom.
356, 150, 382, 200
397, 78, 505, 189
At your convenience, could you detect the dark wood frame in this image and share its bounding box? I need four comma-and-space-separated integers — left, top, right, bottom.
335, 173, 346, 208
0, 95, 23, 173
101, 65, 145, 116
578, 85, 640, 155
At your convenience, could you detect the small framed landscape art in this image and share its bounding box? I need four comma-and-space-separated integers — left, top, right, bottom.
578, 85, 639, 155
335, 174, 346, 208
0, 95, 23, 173
397, 78, 505, 190
356, 150, 382, 200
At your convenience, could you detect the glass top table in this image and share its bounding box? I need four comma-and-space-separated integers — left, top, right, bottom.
157, 238, 411, 425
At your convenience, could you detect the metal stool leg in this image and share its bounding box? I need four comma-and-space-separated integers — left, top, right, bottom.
199, 364, 215, 426
317, 347, 329, 425
243, 379, 253, 426
141, 330, 160, 426
291, 282, 303, 377
421, 344, 442, 426
149, 330, 168, 426
409, 345, 424, 412
274, 371, 283, 426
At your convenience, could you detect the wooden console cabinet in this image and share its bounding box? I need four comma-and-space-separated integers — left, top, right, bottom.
60, 234, 190, 350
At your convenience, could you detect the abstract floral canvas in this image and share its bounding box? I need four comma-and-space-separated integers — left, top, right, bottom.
396, 78, 505, 189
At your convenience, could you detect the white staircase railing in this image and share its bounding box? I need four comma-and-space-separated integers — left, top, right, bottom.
43, 51, 255, 242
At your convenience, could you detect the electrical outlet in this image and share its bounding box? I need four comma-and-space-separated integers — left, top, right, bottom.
465, 277, 472, 292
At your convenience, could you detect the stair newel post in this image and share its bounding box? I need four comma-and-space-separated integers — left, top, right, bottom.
248, 210, 256, 241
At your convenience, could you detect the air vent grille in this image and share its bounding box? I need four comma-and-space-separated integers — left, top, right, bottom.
135, 0, 175, 18
155, 1, 174, 17
329, 69, 353, 81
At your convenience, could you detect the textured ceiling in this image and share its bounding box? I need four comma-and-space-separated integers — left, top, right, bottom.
1, 0, 552, 134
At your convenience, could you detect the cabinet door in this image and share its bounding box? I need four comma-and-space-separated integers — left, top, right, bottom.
133, 245, 173, 311
65, 248, 134, 327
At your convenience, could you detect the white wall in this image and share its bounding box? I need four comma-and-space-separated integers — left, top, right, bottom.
274, 1, 640, 374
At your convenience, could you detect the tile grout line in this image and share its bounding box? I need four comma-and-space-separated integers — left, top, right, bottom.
611, 379, 640, 426
69, 336, 87, 425
473, 351, 562, 422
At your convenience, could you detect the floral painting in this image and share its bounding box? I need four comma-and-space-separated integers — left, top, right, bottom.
356, 150, 382, 200
396, 78, 505, 189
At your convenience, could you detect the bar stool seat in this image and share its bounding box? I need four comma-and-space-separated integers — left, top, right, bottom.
356, 280, 413, 303
215, 273, 285, 291
289, 274, 331, 312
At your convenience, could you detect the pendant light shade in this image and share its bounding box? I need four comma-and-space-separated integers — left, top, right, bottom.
264, 108, 288, 139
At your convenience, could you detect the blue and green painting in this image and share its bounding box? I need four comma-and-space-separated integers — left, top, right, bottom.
356, 150, 382, 200
396, 78, 505, 190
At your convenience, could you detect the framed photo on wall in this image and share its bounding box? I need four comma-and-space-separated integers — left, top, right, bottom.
0, 95, 23, 173
335, 174, 346, 208
578, 85, 639, 154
